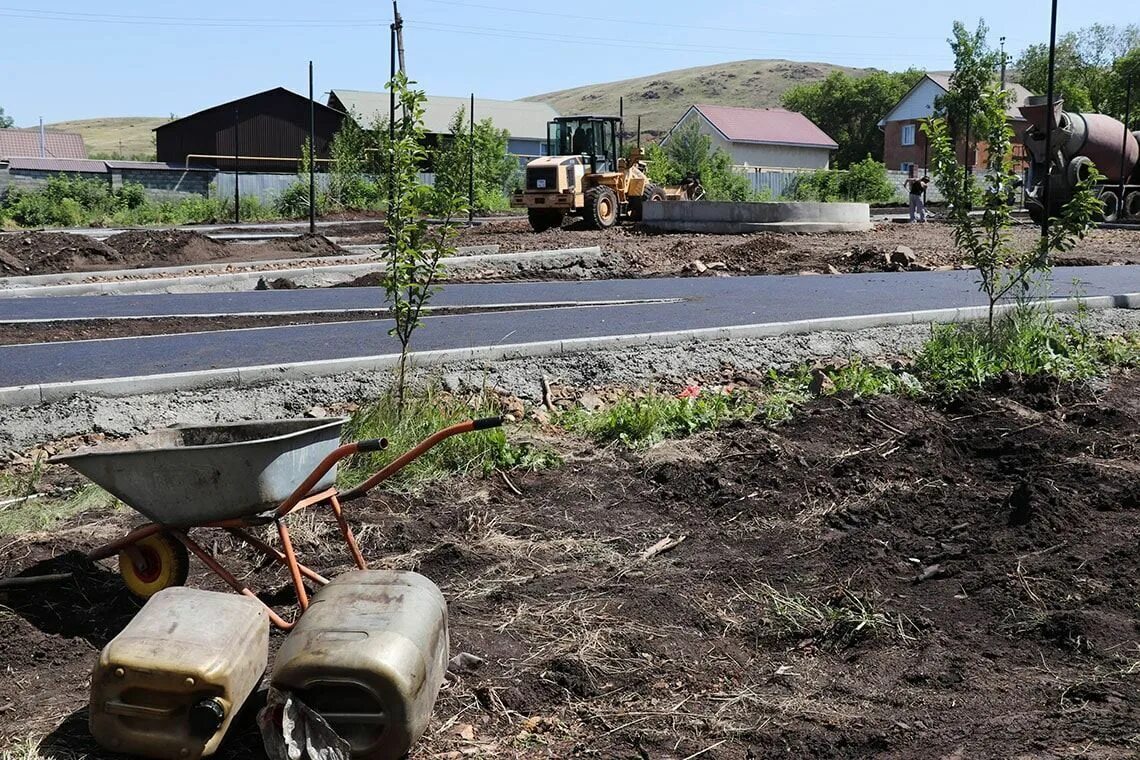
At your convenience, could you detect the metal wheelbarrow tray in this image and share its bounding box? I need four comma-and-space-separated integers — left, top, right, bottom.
51, 418, 349, 526
50, 416, 504, 629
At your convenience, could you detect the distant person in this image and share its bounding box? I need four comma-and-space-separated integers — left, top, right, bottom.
908, 176, 930, 223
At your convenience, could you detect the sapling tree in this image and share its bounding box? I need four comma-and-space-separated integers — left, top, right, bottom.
922, 57, 1102, 333
383, 73, 467, 413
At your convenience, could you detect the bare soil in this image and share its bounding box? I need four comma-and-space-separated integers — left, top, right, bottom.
2, 375, 1139, 757
448, 218, 1140, 277
0, 231, 346, 276
3, 220, 1138, 281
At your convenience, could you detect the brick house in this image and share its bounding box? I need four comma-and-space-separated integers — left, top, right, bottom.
878, 74, 1033, 176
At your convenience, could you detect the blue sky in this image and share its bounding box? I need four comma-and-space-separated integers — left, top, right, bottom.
0, 1, 1125, 126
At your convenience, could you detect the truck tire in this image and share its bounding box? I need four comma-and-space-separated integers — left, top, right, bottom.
628, 183, 666, 221
527, 208, 564, 232
585, 187, 619, 229
1124, 191, 1140, 220
1066, 156, 1095, 188
1098, 190, 1120, 223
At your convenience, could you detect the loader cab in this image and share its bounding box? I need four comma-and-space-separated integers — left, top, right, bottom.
548, 116, 620, 174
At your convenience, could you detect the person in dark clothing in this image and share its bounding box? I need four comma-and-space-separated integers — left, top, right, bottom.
908, 176, 930, 222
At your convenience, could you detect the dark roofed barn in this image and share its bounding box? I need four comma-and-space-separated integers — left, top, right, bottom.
154, 87, 345, 172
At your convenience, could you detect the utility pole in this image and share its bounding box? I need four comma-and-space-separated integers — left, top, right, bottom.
469, 93, 475, 225
1000, 36, 1007, 89
1042, 0, 1059, 241
388, 14, 397, 243
233, 106, 240, 225
309, 60, 316, 235
1120, 76, 1133, 209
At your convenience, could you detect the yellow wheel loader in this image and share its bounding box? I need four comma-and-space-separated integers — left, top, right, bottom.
511, 116, 692, 232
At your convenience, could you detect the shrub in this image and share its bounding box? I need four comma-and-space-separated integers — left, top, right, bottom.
838, 157, 899, 204
789, 169, 841, 202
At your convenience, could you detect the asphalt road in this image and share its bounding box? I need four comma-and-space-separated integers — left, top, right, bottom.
3, 267, 1140, 388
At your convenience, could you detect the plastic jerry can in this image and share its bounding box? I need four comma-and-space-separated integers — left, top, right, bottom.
90, 587, 270, 759
270, 570, 449, 759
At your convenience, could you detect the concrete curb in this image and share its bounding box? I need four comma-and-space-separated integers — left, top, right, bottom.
0, 244, 501, 292
0, 247, 604, 298
3, 292, 1137, 407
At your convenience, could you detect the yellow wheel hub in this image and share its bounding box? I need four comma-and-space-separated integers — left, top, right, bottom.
119, 532, 190, 600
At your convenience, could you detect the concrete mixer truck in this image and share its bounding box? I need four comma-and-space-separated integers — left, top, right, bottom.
1020, 95, 1140, 223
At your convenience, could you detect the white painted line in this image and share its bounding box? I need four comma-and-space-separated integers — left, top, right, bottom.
2, 292, 1137, 406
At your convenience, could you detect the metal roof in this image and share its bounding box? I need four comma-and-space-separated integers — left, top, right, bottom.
4, 158, 215, 173
668, 105, 838, 149
0, 130, 88, 160
5, 157, 108, 173
329, 89, 558, 140
881, 74, 1036, 125
105, 160, 213, 171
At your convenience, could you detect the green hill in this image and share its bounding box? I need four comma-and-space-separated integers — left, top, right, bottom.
524, 59, 878, 140
44, 117, 170, 160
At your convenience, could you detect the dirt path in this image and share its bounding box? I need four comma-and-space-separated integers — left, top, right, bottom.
3, 221, 1138, 281
2, 374, 1138, 756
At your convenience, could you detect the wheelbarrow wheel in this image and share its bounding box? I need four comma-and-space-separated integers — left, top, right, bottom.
119, 532, 189, 600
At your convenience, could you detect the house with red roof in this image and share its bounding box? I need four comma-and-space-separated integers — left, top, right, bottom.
0, 129, 88, 161
661, 104, 837, 170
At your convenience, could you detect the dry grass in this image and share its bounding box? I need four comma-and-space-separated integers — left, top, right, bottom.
524, 59, 872, 139
45, 117, 167, 159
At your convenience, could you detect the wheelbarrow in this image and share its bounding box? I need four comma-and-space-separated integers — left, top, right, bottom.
50, 416, 503, 629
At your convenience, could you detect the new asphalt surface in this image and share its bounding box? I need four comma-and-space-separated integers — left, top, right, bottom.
3, 267, 1140, 388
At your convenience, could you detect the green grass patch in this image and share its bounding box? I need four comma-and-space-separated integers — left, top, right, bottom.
558, 359, 910, 449
558, 389, 757, 448
916, 306, 1140, 397
339, 390, 559, 490
0, 485, 119, 536
748, 582, 916, 650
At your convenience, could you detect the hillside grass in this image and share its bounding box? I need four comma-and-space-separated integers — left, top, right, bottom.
44, 117, 168, 160
523, 58, 875, 139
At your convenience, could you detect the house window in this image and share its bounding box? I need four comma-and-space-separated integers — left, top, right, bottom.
901, 162, 914, 174
901, 124, 916, 146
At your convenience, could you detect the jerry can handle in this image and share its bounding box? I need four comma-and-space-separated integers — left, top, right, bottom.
103, 700, 178, 720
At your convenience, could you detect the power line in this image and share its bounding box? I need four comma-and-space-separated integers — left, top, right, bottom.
409, 20, 956, 64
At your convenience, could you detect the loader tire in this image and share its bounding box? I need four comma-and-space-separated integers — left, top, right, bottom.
527, 208, 564, 232
628, 183, 666, 221
585, 187, 619, 229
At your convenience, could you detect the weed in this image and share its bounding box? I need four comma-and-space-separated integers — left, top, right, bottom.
916, 306, 1140, 397
744, 582, 916, 650
0, 485, 119, 536
559, 389, 756, 448
339, 389, 558, 490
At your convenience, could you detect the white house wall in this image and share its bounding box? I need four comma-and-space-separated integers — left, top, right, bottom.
883, 78, 945, 123
677, 110, 831, 170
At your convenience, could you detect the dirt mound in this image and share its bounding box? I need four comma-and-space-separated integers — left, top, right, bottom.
102, 229, 230, 269
281, 233, 344, 257
0, 233, 122, 276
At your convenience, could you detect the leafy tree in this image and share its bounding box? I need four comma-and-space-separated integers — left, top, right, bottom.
1015, 23, 1140, 118
327, 113, 382, 210
782, 69, 924, 167
923, 80, 1100, 332
0, 106, 13, 129
430, 107, 518, 213
788, 157, 898, 204
936, 20, 1002, 148
646, 119, 755, 201
383, 73, 467, 413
